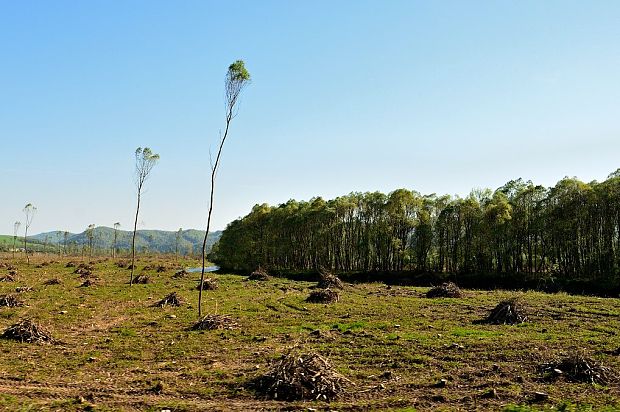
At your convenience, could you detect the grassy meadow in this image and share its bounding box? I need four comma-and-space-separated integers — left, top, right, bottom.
0, 254, 618, 411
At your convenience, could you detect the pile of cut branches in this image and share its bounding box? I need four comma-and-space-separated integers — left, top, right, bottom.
74, 267, 92, 276
254, 351, 352, 401
484, 298, 528, 325
172, 269, 189, 279
316, 268, 343, 289
1, 319, 55, 344
248, 268, 270, 281
196, 278, 218, 290
0, 294, 24, 307
133, 275, 151, 284
306, 289, 339, 304
426, 282, 462, 298
540, 351, 613, 385
155, 292, 182, 307
192, 314, 239, 330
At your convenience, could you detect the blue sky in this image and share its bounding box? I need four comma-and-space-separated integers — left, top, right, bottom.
1, 1, 619, 235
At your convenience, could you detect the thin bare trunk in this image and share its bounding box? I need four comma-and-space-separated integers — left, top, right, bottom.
130, 191, 141, 286
199, 114, 233, 317
24, 229, 29, 264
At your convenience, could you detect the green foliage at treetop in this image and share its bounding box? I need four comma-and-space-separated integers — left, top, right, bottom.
228, 60, 250, 81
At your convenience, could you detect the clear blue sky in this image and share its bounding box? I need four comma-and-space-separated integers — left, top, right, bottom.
1, 1, 619, 235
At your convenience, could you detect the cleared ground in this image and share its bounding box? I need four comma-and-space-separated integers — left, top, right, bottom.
0, 255, 618, 411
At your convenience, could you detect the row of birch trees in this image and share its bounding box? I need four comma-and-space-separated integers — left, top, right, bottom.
212, 172, 620, 282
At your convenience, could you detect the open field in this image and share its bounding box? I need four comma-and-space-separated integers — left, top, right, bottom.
0, 255, 618, 411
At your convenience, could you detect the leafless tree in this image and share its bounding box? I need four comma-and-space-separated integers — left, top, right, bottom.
86, 224, 95, 257
23, 204, 36, 264
113, 222, 121, 258
12, 221, 21, 260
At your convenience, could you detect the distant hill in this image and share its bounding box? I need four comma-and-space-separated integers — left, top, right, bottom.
0, 234, 56, 253
28, 227, 221, 255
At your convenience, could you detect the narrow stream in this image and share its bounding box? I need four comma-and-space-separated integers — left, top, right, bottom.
186, 266, 219, 273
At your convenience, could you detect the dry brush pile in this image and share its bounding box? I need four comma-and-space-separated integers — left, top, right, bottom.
133, 275, 151, 284
172, 269, 190, 279
316, 269, 344, 290
1, 319, 56, 344
426, 282, 462, 298
306, 289, 339, 304
483, 298, 528, 325
155, 292, 182, 307
247, 268, 270, 281
539, 351, 613, 385
192, 314, 239, 330
0, 294, 24, 307
253, 351, 352, 401
196, 278, 218, 290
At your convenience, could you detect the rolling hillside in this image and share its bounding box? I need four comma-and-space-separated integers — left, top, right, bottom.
24, 227, 221, 255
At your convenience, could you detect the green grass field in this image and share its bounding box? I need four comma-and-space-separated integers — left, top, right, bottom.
0, 255, 618, 411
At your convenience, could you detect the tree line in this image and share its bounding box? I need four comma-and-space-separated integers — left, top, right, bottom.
211, 171, 620, 288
